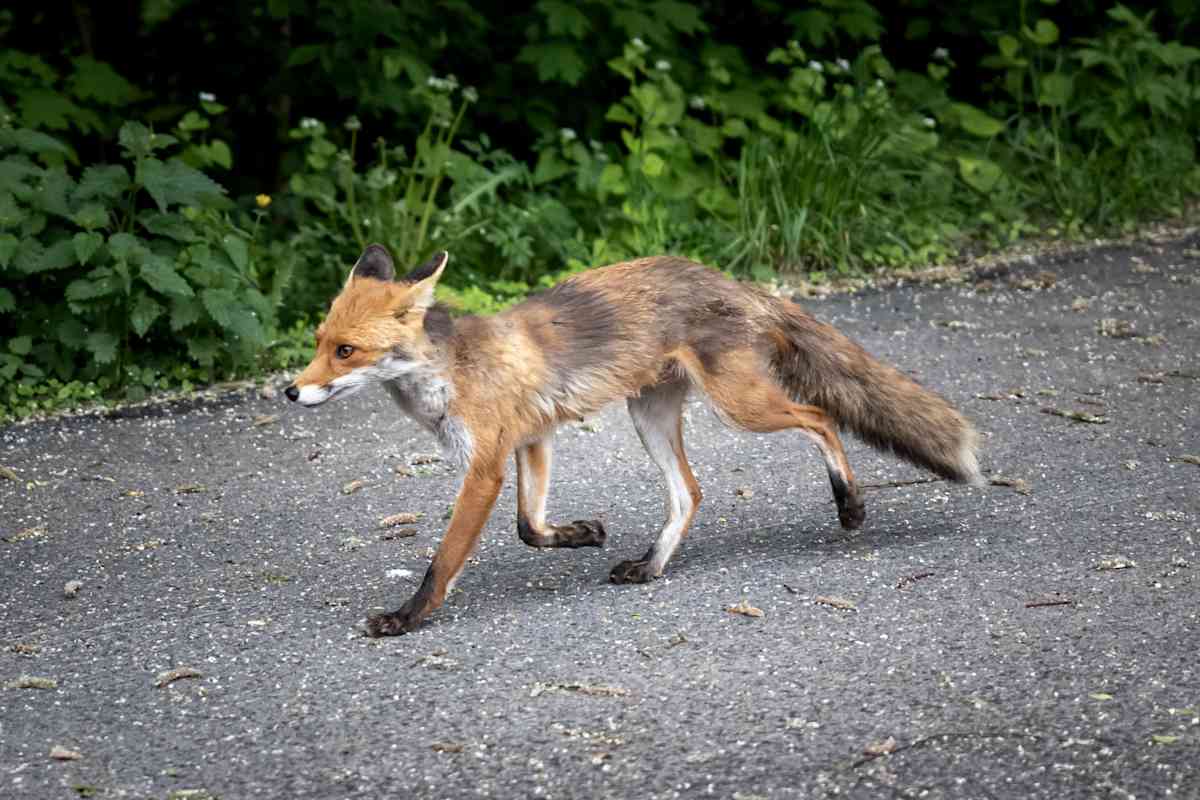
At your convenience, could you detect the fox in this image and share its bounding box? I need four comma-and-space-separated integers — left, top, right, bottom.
285, 244, 984, 636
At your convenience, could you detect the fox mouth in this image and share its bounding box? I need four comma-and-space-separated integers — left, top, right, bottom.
293, 379, 366, 406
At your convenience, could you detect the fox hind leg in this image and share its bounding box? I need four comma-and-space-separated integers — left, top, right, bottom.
611, 379, 702, 584
688, 351, 865, 530
514, 436, 606, 549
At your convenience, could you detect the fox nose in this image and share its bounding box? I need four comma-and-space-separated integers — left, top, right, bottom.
284, 384, 300, 402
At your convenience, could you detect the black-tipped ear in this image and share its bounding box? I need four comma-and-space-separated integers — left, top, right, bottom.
404, 250, 449, 283
352, 244, 396, 282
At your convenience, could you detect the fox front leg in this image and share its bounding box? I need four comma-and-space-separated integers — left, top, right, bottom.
514, 436, 607, 549
366, 459, 504, 636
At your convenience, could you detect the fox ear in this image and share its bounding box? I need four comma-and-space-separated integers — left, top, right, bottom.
350, 244, 396, 282
406, 251, 448, 311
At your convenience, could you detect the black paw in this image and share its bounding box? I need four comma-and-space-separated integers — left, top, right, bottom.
609, 559, 657, 584
838, 497, 866, 530
365, 611, 420, 637
561, 519, 607, 548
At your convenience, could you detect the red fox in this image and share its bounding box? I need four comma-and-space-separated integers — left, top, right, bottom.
286, 244, 983, 636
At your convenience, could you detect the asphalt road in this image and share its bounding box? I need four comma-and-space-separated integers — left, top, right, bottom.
2, 234, 1198, 799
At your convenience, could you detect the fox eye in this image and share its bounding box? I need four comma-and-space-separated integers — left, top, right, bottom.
335, 344, 355, 359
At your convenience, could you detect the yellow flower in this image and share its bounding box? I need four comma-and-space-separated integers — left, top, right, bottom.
255, 194, 272, 208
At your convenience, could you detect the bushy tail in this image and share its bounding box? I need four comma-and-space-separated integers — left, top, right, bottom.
771, 301, 984, 485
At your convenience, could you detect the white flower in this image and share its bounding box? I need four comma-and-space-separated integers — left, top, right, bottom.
808, 60, 823, 72
836, 58, 850, 72
300, 117, 319, 130
923, 116, 936, 128
560, 127, 577, 142
655, 59, 671, 71
933, 47, 949, 60
198, 91, 216, 103
689, 95, 707, 110
463, 86, 479, 103
875, 79, 885, 88
631, 37, 648, 52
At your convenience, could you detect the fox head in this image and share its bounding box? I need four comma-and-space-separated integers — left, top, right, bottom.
285, 244, 448, 406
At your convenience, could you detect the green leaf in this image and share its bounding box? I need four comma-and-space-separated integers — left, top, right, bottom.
85, 331, 119, 364
539, 0, 591, 38
201, 140, 233, 170
201, 287, 264, 344
169, 297, 203, 330
597, 163, 627, 196
0, 288, 15, 313
139, 212, 200, 242
66, 270, 120, 301
1022, 19, 1059, 46
186, 335, 219, 367
0, 234, 18, 268
55, 317, 86, 348
652, 0, 708, 35
140, 158, 226, 212
957, 156, 1004, 193
998, 34, 1020, 59
1, 129, 74, 161
8, 335, 32, 355
140, 254, 194, 297
1038, 73, 1073, 107
17, 238, 76, 273
69, 57, 140, 106
108, 232, 145, 263
177, 111, 210, 133
640, 153, 666, 177
221, 234, 249, 273
517, 42, 588, 85
73, 232, 104, 265
952, 103, 1005, 137
17, 89, 86, 132
118, 122, 176, 160
74, 165, 130, 201
130, 292, 164, 337
533, 151, 571, 185
72, 203, 111, 231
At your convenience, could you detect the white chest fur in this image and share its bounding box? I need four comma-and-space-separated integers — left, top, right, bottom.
383, 369, 473, 469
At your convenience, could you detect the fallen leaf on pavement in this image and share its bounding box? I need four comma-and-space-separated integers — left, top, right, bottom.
1096, 556, 1136, 571
155, 667, 202, 688
6, 675, 57, 689
1041, 407, 1108, 424
251, 414, 279, 427
814, 595, 856, 611
726, 599, 764, 618
863, 736, 897, 757
431, 742, 463, 753
529, 681, 629, 698
341, 479, 367, 495
49, 745, 81, 760
380, 512, 421, 527
989, 476, 1031, 495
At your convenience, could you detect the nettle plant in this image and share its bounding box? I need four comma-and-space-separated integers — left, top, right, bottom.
537, 38, 747, 261
984, 3, 1200, 229
285, 78, 582, 317
0, 114, 274, 403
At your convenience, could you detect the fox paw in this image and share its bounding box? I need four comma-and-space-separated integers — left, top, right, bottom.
609, 559, 657, 584
557, 519, 607, 548
365, 611, 421, 637
838, 498, 866, 531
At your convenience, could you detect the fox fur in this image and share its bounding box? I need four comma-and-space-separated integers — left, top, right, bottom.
287, 244, 983, 636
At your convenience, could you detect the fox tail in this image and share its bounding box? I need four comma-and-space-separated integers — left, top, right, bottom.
771, 301, 984, 485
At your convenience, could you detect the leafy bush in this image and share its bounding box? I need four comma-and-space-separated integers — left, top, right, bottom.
0, 115, 279, 411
